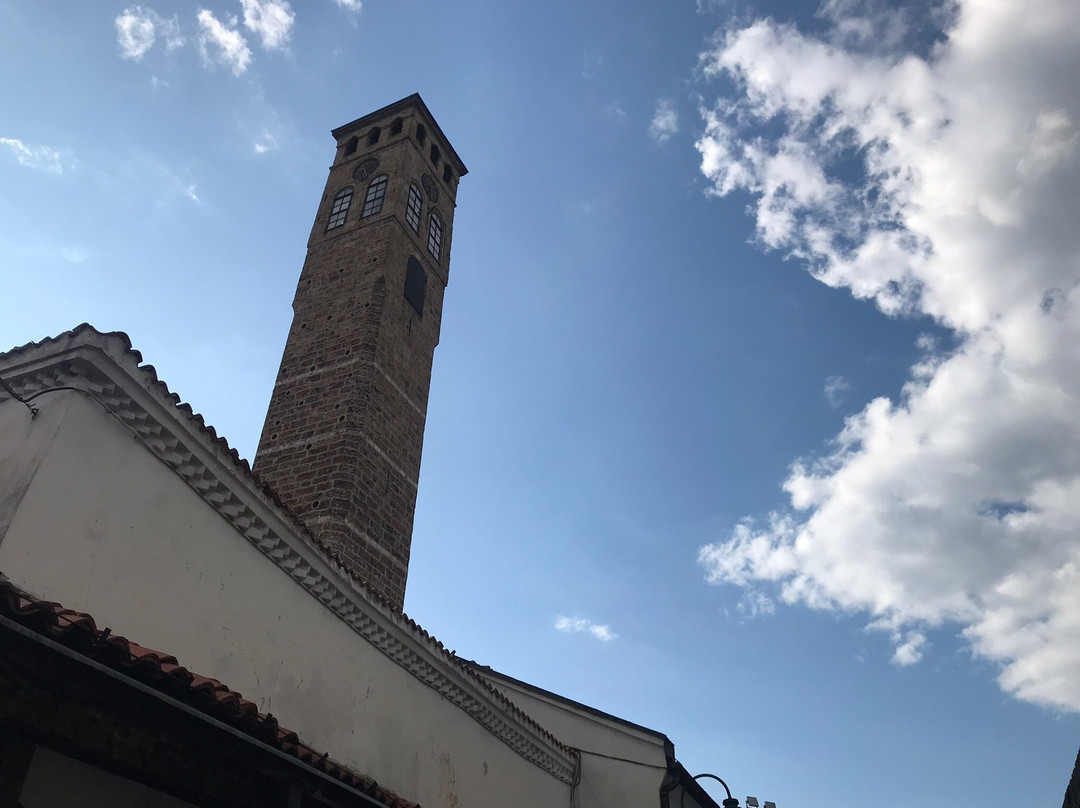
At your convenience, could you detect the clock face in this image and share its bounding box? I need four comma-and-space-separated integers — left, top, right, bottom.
421, 173, 439, 203
352, 158, 379, 181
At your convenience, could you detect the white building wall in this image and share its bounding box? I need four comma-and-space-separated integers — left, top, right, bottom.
484, 675, 671, 808
0, 391, 570, 808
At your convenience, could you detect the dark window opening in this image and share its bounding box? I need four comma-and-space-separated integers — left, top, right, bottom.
367, 127, 381, 146
428, 212, 443, 261
344, 136, 359, 156
404, 257, 426, 316
326, 186, 353, 230
391, 117, 403, 135
429, 144, 440, 166
406, 184, 422, 231
362, 175, 388, 217
442, 164, 453, 184
416, 124, 427, 146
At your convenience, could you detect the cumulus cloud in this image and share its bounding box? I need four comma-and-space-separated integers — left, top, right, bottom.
890, 629, 927, 666
554, 616, 618, 642
115, 8, 156, 60
0, 138, 68, 175
240, 0, 295, 50
649, 98, 680, 144
196, 9, 252, 75
115, 7, 184, 61
695, 0, 1080, 710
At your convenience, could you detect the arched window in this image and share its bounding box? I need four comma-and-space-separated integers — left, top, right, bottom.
390, 117, 403, 135
427, 211, 443, 261
442, 164, 453, 185
404, 256, 426, 316
344, 136, 359, 156
429, 144, 440, 167
326, 186, 353, 230
367, 127, 381, 146
362, 175, 388, 218
406, 184, 422, 231
416, 123, 427, 146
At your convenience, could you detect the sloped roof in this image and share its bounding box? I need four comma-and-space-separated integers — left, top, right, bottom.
330, 93, 468, 177
470, 661, 670, 742
0, 324, 577, 783
0, 576, 415, 808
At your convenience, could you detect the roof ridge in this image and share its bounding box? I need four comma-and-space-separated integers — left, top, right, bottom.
0, 326, 378, 601
0, 576, 417, 808
0, 325, 576, 769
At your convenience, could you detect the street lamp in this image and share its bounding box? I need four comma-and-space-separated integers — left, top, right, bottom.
682, 774, 777, 808
684, 773, 741, 808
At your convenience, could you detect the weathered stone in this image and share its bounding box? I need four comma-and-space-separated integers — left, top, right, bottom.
254, 95, 466, 610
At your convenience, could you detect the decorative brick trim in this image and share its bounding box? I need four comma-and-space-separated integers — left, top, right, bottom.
0, 326, 577, 786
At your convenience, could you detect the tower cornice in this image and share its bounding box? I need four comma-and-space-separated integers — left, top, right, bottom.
331, 93, 468, 178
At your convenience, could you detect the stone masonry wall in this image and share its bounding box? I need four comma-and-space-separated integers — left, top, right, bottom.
255, 99, 462, 609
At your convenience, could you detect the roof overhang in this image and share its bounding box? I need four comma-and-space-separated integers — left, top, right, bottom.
0, 609, 390, 808
331, 93, 468, 177
0, 326, 576, 787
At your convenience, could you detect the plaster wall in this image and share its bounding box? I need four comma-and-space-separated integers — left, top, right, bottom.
486, 677, 669, 808
0, 393, 569, 808
0, 387, 70, 537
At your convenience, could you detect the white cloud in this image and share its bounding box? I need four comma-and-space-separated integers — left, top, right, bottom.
823, 375, 850, 408
116, 8, 156, 60
196, 9, 252, 76
891, 630, 927, 666
603, 101, 627, 122
649, 98, 680, 144
240, 0, 295, 50
253, 132, 279, 154
334, 0, 363, 11
696, 0, 1080, 711
0, 138, 68, 175
816, 0, 946, 55
696, 0, 729, 12
737, 590, 776, 619
115, 7, 183, 61
554, 616, 618, 642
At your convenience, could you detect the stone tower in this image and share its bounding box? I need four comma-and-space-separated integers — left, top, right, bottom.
254, 95, 467, 610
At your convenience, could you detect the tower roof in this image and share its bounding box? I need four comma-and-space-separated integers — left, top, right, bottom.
331, 93, 468, 177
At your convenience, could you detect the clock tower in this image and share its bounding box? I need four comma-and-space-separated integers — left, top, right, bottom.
254, 95, 467, 611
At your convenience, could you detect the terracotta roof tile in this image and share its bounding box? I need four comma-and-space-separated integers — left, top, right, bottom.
0, 577, 417, 808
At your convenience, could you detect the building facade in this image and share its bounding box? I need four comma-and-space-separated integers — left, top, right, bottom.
0, 96, 728, 808
255, 95, 466, 610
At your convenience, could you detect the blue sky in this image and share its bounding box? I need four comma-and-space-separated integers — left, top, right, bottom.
3, 1, 1080, 806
